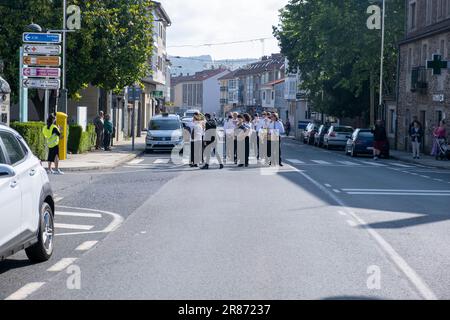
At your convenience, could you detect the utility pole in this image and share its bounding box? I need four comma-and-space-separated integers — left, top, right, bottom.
378, 0, 386, 122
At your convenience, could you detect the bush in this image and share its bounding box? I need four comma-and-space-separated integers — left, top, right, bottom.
68, 124, 96, 154
10, 122, 47, 160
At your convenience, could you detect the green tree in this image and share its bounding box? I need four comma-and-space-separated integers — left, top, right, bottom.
274, 0, 405, 122
0, 0, 154, 119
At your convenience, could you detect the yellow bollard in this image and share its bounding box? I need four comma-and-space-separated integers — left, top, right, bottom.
56, 112, 68, 160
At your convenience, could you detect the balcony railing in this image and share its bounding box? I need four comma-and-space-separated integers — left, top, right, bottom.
220, 86, 228, 92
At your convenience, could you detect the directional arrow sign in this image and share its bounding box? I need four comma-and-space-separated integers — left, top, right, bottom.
23, 67, 61, 78
23, 44, 61, 55
23, 33, 61, 44
23, 79, 60, 90
23, 56, 61, 67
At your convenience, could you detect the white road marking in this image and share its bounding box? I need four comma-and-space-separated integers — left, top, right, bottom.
76, 241, 99, 251
286, 164, 437, 300
311, 160, 331, 165
346, 220, 358, 227
55, 223, 94, 231
420, 175, 431, 179
54, 197, 64, 203
56, 206, 124, 236
56, 211, 102, 218
342, 189, 450, 193
128, 159, 144, 165
154, 159, 170, 164
338, 211, 347, 216
47, 258, 78, 272
286, 159, 305, 164
325, 184, 332, 188
348, 192, 450, 196
391, 163, 415, 168
5, 282, 46, 300
434, 179, 444, 182
360, 161, 387, 167
333, 189, 341, 193
337, 161, 361, 166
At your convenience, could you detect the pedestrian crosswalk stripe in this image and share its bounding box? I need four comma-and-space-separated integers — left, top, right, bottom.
55, 223, 94, 231
337, 161, 361, 166
390, 163, 414, 168
286, 159, 305, 164
56, 212, 102, 218
47, 258, 77, 272
154, 159, 170, 164
311, 160, 331, 165
5, 282, 46, 300
360, 161, 386, 167
128, 159, 144, 165
76, 241, 99, 251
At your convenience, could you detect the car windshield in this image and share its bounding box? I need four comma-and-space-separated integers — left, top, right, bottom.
149, 120, 180, 131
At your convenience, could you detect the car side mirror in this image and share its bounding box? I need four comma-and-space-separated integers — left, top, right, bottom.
0, 164, 16, 178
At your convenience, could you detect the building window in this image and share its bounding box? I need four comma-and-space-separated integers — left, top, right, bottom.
408, 47, 413, 70
389, 109, 395, 134
271, 91, 275, 100
422, 43, 428, 65
410, 2, 417, 30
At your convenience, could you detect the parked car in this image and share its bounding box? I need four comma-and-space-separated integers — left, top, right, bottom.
314, 125, 330, 147
345, 129, 390, 158
0, 124, 55, 262
303, 123, 320, 145
324, 125, 354, 149
146, 114, 184, 153
181, 109, 201, 127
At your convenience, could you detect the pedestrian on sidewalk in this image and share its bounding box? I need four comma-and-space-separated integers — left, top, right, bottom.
189, 113, 204, 168
269, 113, 285, 166
42, 114, 63, 175
103, 114, 113, 151
431, 120, 447, 157
94, 111, 104, 150
285, 119, 291, 137
372, 120, 387, 161
410, 120, 423, 159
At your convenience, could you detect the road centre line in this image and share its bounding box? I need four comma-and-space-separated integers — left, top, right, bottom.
47, 258, 78, 272
285, 164, 438, 300
4, 283, 46, 300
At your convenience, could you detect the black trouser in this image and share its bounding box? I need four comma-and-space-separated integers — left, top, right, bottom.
245, 136, 250, 166
190, 141, 195, 164
103, 132, 111, 150
234, 138, 237, 163
256, 136, 260, 159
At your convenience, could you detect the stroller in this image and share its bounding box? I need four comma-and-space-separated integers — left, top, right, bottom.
435, 137, 450, 160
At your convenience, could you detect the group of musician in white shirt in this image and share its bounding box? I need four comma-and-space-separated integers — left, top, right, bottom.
185, 111, 285, 169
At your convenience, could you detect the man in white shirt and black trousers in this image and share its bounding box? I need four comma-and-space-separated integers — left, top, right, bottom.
268, 113, 285, 166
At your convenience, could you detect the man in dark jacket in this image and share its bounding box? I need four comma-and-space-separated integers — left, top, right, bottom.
372, 120, 387, 160
201, 113, 224, 170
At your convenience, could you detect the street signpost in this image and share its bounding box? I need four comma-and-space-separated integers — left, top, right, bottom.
23, 67, 61, 78
23, 79, 61, 90
23, 56, 61, 66
23, 33, 62, 43
24, 44, 62, 55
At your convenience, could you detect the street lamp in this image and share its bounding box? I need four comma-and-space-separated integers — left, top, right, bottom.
26, 23, 43, 32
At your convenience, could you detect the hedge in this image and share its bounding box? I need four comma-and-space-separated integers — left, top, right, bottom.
67, 124, 96, 154
11, 122, 47, 160
10, 122, 97, 158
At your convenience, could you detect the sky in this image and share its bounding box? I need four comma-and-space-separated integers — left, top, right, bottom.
161, 0, 289, 61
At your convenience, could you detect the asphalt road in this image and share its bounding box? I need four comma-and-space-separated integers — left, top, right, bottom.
2, 139, 450, 300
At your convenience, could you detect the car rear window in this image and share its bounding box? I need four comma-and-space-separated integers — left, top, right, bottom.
358, 132, 374, 138
335, 127, 354, 133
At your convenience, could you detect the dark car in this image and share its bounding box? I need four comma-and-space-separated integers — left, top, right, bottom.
314, 125, 330, 147
303, 123, 320, 145
345, 129, 390, 158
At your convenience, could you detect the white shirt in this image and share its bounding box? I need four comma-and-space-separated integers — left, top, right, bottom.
269, 121, 285, 135
192, 122, 204, 141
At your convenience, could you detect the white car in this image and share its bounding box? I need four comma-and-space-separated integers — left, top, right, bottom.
146, 114, 184, 152
0, 124, 55, 262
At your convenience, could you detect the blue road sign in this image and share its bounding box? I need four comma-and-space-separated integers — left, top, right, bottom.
23, 33, 62, 44
128, 87, 142, 102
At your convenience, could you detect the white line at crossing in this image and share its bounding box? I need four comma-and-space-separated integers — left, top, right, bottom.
128, 159, 144, 165
286, 159, 305, 164
55, 223, 94, 231
56, 212, 102, 218
360, 161, 387, 167
47, 258, 78, 272
337, 161, 361, 166
311, 160, 331, 165
154, 159, 170, 164
5, 282, 46, 300
76, 241, 99, 251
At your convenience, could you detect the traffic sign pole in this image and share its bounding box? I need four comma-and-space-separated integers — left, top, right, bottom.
19, 46, 28, 122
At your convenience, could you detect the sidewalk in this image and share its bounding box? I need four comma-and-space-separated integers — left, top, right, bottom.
390, 149, 450, 170
43, 134, 146, 172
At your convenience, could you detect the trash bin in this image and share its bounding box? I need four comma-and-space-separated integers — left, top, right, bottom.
56, 112, 68, 160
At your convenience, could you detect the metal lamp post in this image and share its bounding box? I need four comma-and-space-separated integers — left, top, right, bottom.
379, 0, 386, 119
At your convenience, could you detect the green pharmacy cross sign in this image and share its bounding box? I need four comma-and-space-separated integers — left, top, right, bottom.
427, 54, 448, 75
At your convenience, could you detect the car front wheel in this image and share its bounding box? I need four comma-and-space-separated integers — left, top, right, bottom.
26, 202, 54, 262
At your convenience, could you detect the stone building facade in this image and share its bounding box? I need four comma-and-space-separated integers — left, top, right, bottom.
397, 0, 450, 153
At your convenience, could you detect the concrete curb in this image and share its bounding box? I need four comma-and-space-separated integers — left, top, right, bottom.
58, 150, 145, 172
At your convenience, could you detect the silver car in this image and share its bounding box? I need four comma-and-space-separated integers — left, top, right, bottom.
324, 126, 354, 149
146, 114, 184, 153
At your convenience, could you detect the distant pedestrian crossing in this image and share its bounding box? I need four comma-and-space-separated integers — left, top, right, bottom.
123, 157, 420, 170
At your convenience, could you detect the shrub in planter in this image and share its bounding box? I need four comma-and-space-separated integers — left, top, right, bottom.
10, 122, 47, 160
68, 124, 96, 154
